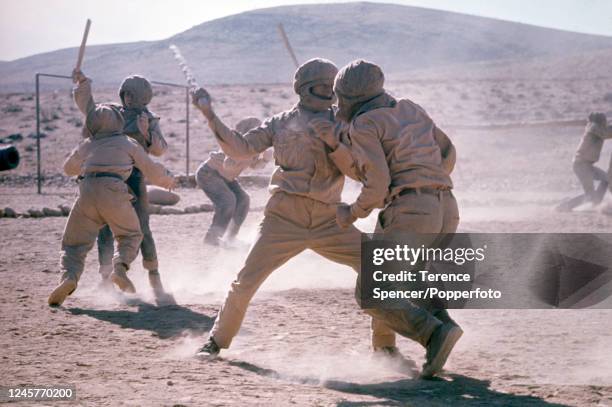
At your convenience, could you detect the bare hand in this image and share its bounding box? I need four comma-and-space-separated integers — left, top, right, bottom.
191, 87, 214, 119
336, 203, 357, 228
309, 118, 339, 149
72, 68, 87, 84
137, 113, 150, 140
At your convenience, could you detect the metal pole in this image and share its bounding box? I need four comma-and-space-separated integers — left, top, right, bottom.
33, 76, 188, 191
35, 73, 41, 194
185, 87, 190, 177
34, 73, 72, 194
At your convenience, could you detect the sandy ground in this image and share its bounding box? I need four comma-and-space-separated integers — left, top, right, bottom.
1, 81, 612, 406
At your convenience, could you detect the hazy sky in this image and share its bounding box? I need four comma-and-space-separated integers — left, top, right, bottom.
1, 0, 611, 61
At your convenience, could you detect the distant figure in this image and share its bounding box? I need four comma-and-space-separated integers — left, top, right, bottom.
557, 112, 612, 212
193, 115, 272, 246
48, 104, 175, 306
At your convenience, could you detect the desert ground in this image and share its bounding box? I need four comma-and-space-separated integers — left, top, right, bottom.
1, 77, 612, 406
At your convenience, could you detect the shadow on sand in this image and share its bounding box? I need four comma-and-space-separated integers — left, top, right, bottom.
228, 359, 569, 407
68, 301, 214, 339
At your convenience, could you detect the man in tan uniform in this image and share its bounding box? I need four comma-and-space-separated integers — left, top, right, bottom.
564, 113, 612, 209
195, 117, 271, 246
72, 70, 170, 299
48, 104, 176, 306
192, 58, 423, 359
330, 59, 463, 379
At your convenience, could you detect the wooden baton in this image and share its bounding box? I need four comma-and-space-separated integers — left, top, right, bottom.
76, 19, 91, 71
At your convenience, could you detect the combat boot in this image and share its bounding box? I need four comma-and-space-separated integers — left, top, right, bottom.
97, 264, 114, 292
48, 277, 77, 306
149, 270, 176, 305
196, 337, 220, 358
433, 309, 459, 326
420, 323, 463, 379
148, 269, 165, 297
110, 263, 136, 293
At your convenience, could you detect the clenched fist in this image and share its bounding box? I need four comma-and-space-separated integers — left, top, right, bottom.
336, 203, 357, 228
309, 118, 339, 150
191, 87, 214, 120
137, 113, 150, 140
72, 68, 87, 84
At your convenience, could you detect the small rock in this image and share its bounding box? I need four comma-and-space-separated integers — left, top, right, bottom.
3, 207, 17, 218
148, 204, 161, 215
160, 207, 184, 215
7, 133, 23, 142
199, 204, 214, 212
183, 205, 200, 214
42, 207, 63, 217
27, 208, 44, 218
58, 205, 71, 216
20, 212, 31, 218
166, 380, 173, 386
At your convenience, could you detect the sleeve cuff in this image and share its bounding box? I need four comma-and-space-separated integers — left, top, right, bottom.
350, 203, 370, 219
328, 142, 348, 158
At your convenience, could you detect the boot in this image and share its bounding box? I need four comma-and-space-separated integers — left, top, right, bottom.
48, 277, 77, 306
196, 337, 220, 358
149, 270, 176, 306
97, 264, 114, 291
110, 263, 136, 293
433, 309, 458, 326
148, 270, 165, 297
420, 323, 463, 379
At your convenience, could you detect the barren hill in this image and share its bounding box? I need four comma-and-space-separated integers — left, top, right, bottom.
1, 2, 612, 91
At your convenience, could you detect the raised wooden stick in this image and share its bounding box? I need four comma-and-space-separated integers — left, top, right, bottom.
277, 23, 299, 68
75, 19, 91, 71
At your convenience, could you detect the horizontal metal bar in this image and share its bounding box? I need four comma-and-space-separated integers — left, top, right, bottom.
36, 73, 72, 80
151, 80, 189, 89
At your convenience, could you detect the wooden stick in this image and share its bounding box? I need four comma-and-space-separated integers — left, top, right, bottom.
76, 19, 91, 71
277, 23, 299, 68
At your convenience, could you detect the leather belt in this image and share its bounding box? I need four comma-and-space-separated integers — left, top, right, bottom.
398, 186, 449, 197
81, 172, 124, 181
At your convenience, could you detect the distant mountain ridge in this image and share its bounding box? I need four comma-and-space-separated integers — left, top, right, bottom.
1, 2, 612, 91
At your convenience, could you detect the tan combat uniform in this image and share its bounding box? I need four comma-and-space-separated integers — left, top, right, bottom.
50, 104, 174, 304
347, 95, 460, 347
74, 76, 168, 276
196, 117, 267, 244
205, 104, 373, 348
573, 121, 612, 200
197, 58, 408, 355
73, 78, 168, 156
203, 150, 258, 182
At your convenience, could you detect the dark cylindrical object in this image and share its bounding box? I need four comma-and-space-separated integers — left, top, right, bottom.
0, 145, 20, 171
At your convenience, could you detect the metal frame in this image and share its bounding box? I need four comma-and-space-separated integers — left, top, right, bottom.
35, 73, 190, 194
